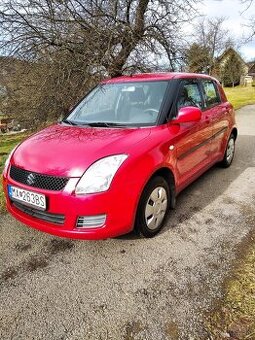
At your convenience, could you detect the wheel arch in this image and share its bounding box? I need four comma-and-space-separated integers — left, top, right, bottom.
231, 127, 238, 140
133, 166, 176, 236
146, 167, 176, 209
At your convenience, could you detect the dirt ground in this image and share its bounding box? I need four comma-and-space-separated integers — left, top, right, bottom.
0, 105, 254, 340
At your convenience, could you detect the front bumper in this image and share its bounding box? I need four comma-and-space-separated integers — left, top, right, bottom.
3, 171, 138, 240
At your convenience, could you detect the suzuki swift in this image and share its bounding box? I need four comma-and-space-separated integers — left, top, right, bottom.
2, 73, 237, 239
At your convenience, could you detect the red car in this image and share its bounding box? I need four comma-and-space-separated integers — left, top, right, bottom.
2, 73, 237, 239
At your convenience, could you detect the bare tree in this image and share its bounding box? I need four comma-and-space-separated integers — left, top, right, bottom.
0, 0, 200, 126
240, 0, 255, 39
186, 17, 233, 74
240, 0, 254, 10
0, 0, 199, 77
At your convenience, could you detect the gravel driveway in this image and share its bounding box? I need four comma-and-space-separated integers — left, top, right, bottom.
0, 105, 255, 340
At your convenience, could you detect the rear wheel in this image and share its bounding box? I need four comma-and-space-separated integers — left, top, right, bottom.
135, 176, 170, 238
219, 133, 235, 168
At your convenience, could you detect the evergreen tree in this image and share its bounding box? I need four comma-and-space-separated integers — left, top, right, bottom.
186, 43, 211, 73
221, 53, 244, 87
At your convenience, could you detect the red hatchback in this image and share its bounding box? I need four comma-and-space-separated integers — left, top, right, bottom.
2, 73, 237, 239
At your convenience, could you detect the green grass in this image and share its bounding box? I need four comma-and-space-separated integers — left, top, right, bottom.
207, 241, 255, 339
224, 85, 255, 110
0, 132, 30, 212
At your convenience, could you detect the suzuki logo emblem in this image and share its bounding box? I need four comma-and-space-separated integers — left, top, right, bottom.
27, 173, 36, 186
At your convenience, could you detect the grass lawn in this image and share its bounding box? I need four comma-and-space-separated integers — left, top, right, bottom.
207, 235, 255, 339
224, 85, 255, 110
0, 132, 30, 212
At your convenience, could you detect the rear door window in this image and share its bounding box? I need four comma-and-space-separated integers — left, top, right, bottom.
201, 80, 221, 108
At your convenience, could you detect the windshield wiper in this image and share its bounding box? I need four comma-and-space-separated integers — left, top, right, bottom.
61, 119, 79, 126
85, 122, 126, 127
62, 120, 126, 128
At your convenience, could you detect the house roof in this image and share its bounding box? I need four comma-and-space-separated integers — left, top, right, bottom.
217, 47, 246, 64
248, 63, 255, 74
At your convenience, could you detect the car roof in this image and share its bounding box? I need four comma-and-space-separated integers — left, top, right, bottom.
101, 72, 219, 84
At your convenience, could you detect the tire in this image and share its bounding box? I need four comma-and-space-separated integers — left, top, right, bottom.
219, 133, 235, 168
135, 176, 170, 238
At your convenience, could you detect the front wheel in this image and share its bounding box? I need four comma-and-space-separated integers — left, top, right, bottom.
219, 133, 235, 168
135, 176, 170, 238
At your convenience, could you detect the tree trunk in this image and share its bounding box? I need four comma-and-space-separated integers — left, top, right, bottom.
107, 0, 150, 77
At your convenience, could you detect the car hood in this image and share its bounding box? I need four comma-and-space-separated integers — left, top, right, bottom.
12, 124, 151, 177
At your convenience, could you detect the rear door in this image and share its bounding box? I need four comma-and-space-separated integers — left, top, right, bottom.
173, 79, 213, 189
200, 79, 229, 160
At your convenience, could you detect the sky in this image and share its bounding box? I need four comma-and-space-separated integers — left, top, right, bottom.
201, 0, 255, 61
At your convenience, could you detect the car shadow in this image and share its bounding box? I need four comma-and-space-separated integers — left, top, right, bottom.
117, 135, 255, 240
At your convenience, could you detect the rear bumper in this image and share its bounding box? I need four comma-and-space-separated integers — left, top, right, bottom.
3, 172, 139, 240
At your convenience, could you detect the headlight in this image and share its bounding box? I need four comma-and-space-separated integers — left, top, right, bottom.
75, 154, 128, 194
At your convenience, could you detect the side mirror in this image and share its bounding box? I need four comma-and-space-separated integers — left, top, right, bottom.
171, 106, 202, 124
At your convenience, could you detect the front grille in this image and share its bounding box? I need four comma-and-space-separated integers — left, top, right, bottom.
10, 165, 68, 191
12, 201, 65, 225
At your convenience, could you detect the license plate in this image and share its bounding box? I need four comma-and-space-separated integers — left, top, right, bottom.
8, 185, 46, 210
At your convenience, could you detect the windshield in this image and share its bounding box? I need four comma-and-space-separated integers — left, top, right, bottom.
65, 81, 169, 127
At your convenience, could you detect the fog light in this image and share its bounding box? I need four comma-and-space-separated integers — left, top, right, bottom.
76, 214, 106, 228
